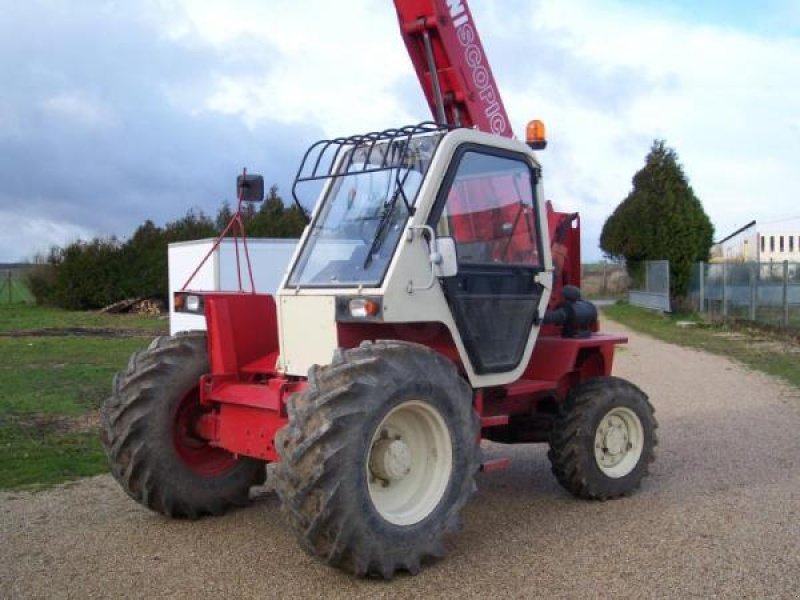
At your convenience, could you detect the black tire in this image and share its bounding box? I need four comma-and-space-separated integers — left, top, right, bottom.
548, 376, 657, 500
101, 333, 266, 518
273, 340, 480, 578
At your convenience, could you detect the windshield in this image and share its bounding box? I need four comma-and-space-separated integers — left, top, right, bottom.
288, 134, 441, 287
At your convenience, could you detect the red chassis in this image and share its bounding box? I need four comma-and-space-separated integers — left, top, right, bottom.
190, 292, 626, 464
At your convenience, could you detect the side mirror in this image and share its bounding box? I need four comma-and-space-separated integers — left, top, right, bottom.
431, 237, 458, 278
237, 173, 264, 203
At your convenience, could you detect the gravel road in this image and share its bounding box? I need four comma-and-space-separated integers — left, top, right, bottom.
3, 320, 800, 599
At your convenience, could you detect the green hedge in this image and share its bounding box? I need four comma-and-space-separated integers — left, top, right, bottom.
27, 188, 305, 309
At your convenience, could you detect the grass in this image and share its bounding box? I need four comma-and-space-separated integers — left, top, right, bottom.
0, 304, 163, 490
0, 303, 166, 332
603, 302, 800, 390
0, 273, 34, 304
0, 427, 109, 489
0, 337, 149, 416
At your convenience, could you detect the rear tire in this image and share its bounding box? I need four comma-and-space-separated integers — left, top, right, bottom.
273, 341, 480, 578
548, 376, 657, 500
101, 333, 266, 518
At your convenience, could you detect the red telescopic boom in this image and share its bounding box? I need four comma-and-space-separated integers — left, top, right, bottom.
393, 0, 512, 137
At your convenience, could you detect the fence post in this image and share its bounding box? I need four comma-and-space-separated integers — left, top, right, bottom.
783, 260, 790, 328
750, 262, 757, 321
697, 261, 706, 313
5, 271, 11, 304
602, 261, 608, 296
722, 262, 728, 318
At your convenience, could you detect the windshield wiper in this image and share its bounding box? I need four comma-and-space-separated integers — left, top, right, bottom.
362, 169, 413, 269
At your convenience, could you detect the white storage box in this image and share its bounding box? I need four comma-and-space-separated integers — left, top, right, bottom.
168, 238, 299, 335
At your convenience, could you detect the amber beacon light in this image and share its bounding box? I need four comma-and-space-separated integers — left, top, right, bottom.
526, 119, 547, 150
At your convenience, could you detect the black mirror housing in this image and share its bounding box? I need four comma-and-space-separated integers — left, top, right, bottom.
237, 173, 264, 202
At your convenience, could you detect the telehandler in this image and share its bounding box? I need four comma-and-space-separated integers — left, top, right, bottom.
102, 0, 656, 578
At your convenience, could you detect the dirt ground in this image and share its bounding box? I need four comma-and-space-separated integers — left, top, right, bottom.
3, 319, 800, 599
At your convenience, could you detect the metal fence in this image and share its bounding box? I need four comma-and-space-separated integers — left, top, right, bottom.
690, 261, 800, 329
0, 269, 34, 304
580, 262, 629, 299
628, 260, 671, 312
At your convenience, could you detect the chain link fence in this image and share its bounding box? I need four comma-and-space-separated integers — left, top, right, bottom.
690, 261, 800, 330
0, 268, 34, 304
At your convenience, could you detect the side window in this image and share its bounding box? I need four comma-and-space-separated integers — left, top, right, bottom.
436, 151, 542, 268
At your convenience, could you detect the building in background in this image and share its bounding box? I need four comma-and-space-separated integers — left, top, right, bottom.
711, 221, 757, 261
757, 217, 800, 263
711, 217, 800, 263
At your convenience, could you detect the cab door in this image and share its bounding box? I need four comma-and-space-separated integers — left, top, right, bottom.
430, 146, 546, 374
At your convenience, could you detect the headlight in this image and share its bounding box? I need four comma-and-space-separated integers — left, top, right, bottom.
186, 295, 201, 312
336, 296, 383, 321
174, 292, 205, 314
349, 298, 380, 318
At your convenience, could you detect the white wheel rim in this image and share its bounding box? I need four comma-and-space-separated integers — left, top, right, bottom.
594, 406, 644, 478
367, 400, 453, 526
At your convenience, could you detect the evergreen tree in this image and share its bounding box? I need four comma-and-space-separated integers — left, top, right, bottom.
600, 140, 714, 299
247, 185, 307, 238
215, 201, 234, 234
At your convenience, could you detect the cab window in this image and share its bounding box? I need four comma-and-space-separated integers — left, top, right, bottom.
435, 151, 542, 268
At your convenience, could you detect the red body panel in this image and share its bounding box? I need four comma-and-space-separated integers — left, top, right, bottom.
545, 201, 582, 309
192, 294, 624, 462
337, 321, 460, 363
203, 293, 279, 377
193, 293, 300, 462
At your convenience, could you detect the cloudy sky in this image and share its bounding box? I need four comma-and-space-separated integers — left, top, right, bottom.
1, 0, 798, 262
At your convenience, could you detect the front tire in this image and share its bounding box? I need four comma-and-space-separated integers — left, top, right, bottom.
273, 341, 480, 578
101, 334, 266, 518
548, 376, 657, 500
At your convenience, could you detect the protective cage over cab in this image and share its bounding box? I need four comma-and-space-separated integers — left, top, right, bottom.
280, 122, 556, 387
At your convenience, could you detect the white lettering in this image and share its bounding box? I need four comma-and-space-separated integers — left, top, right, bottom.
465, 44, 481, 68
490, 114, 506, 135
447, 0, 465, 19
478, 86, 496, 105
450, 5, 508, 135
456, 21, 474, 45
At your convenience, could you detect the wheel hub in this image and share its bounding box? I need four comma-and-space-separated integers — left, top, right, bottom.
601, 417, 628, 457
370, 437, 412, 482
173, 387, 238, 477
594, 407, 644, 477
366, 400, 453, 526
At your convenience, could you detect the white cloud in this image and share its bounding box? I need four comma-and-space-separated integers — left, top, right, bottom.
3, 0, 798, 262
492, 0, 800, 253
40, 91, 117, 129
163, 0, 799, 258
0, 208, 96, 262
171, 0, 418, 134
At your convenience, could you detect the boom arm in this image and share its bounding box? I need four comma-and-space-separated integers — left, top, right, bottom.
394, 0, 512, 137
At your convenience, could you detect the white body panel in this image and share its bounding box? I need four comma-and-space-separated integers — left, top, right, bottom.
277, 128, 553, 387
277, 295, 338, 374
168, 238, 298, 335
